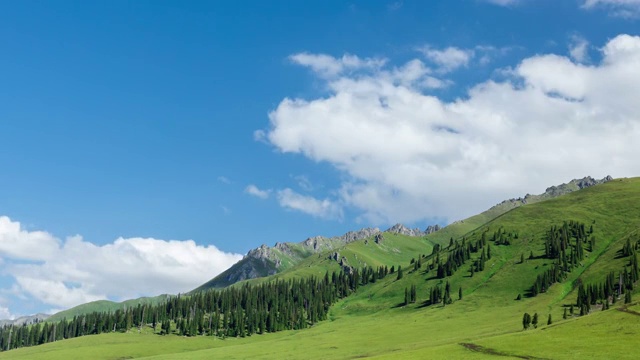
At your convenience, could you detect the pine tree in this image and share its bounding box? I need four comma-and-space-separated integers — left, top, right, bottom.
522, 313, 531, 330
547, 314, 552, 325
459, 287, 463, 300
404, 288, 409, 306
397, 266, 403, 280
532, 313, 538, 328
520, 253, 524, 264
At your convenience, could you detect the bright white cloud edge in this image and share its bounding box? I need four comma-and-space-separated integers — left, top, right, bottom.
264, 34, 640, 225
0, 216, 242, 316
245, 184, 271, 199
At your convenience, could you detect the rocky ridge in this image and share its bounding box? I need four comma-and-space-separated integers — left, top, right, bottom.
489, 175, 613, 211
198, 175, 612, 290
198, 223, 440, 290
0, 313, 50, 326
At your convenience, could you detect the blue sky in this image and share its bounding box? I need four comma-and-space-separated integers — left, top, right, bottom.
1, 0, 640, 318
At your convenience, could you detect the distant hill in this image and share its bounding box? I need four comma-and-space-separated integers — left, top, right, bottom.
0, 313, 49, 327
47, 295, 169, 322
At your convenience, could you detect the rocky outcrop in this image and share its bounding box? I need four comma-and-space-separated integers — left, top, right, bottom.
544, 175, 613, 196
385, 223, 425, 237
374, 233, 384, 244
425, 224, 441, 234
490, 175, 613, 211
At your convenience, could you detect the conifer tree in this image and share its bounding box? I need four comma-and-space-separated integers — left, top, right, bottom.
547, 314, 552, 325
522, 313, 531, 330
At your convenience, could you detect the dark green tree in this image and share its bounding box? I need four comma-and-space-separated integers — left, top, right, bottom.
522, 313, 531, 330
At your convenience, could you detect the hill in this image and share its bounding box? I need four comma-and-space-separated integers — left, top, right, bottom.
47, 296, 169, 323
198, 175, 612, 291
1, 175, 636, 359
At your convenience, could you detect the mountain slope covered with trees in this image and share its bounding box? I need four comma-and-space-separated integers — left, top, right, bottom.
2, 176, 639, 359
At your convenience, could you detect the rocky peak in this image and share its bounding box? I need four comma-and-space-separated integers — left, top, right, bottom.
425, 224, 441, 234
246, 244, 271, 260
385, 223, 424, 237
545, 175, 613, 196
337, 228, 380, 243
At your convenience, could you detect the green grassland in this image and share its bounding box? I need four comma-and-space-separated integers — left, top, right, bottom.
3, 178, 640, 359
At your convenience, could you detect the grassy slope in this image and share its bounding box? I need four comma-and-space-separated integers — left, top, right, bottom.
5, 178, 640, 359
243, 232, 435, 286
47, 295, 169, 322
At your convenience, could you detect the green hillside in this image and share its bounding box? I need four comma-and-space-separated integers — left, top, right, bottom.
2, 177, 639, 359
200, 176, 612, 292
47, 296, 169, 323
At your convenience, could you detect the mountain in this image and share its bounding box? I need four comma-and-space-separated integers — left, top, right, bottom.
0, 313, 49, 327
47, 295, 170, 323
196, 175, 612, 291
4, 176, 639, 359
424, 175, 613, 245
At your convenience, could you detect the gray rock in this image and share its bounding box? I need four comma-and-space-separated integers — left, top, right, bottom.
385, 223, 425, 237
425, 224, 441, 234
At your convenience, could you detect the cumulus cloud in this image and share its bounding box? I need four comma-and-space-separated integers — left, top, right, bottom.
262, 34, 640, 225
0, 217, 60, 261
569, 35, 590, 62
582, 0, 640, 17
245, 184, 271, 199
0, 216, 242, 311
277, 189, 343, 220
0, 306, 14, 320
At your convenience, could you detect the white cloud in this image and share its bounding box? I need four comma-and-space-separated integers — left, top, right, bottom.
262, 34, 640, 225
0, 216, 60, 261
289, 53, 386, 78
217, 176, 231, 184
294, 175, 314, 192
245, 184, 271, 199
277, 188, 343, 220
582, 0, 640, 17
0, 216, 242, 311
0, 306, 14, 320
419, 46, 475, 73
569, 35, 590, 62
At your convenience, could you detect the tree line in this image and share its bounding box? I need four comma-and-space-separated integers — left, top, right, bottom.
0, 264, 392, 352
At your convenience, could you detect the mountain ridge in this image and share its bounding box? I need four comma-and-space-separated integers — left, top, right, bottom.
196, 175, 613, 291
